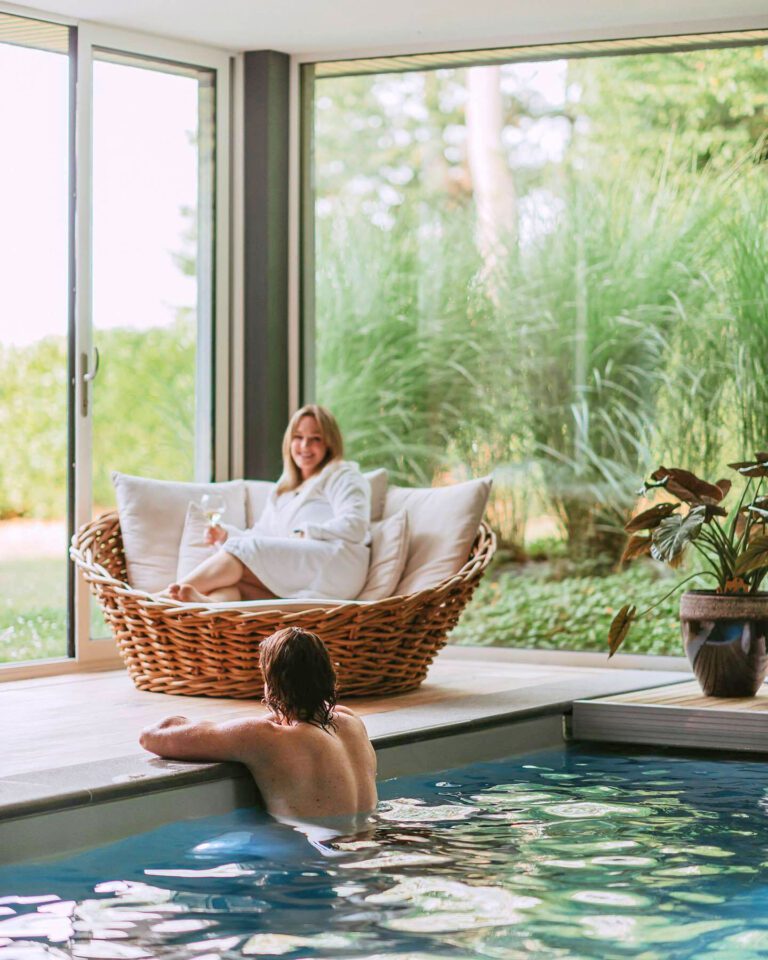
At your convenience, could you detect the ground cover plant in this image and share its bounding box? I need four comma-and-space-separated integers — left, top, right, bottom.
450, 556, 700, 655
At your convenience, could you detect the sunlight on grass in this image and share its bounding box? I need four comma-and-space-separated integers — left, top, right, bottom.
0, 558, 109, 663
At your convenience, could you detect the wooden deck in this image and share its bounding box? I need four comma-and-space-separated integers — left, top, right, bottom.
572, 679, 768, 752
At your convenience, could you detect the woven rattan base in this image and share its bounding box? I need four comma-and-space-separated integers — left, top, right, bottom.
71, 512, 496, 698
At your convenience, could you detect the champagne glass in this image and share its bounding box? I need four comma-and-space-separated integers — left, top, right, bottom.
200, 493, 227, 528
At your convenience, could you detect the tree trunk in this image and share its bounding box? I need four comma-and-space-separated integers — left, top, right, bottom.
466, 66, 517, 268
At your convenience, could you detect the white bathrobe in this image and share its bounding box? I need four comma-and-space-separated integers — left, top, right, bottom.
222, 460, 371, 600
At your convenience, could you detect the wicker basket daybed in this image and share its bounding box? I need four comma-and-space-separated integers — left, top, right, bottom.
71, 511, 496, 699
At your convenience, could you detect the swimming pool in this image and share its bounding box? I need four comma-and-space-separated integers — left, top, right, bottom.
2, 744, 768, 959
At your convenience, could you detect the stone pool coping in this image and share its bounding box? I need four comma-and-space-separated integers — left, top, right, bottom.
1, 657, 688, 825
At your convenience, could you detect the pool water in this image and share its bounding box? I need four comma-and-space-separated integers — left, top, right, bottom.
3, 746, 768, 959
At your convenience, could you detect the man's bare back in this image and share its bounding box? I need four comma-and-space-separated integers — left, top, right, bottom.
139, 705, 377, 820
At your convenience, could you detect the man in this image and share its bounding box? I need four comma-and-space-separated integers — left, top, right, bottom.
140, 627, 377, 823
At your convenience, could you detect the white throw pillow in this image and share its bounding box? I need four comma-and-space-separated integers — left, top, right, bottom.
365, 468, 388, 522
245, 480, 275, 527
385, 476, 492, 595
357, 509, 410, 601
176, 502, 218, 580
112, 472, 247, 593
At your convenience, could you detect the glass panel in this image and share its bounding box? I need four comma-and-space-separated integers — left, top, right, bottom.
90, 55, 214, 633
312, 43, 768, 657
0, 29, 70, 664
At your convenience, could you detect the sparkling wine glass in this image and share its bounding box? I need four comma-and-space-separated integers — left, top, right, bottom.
200, 493, 227, 528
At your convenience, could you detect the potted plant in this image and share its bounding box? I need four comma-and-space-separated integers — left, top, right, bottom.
609, 453, 768, 696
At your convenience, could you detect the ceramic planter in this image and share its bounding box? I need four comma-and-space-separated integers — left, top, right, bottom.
680, 590, 768, 697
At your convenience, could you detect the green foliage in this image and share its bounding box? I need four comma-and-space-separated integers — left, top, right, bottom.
571, 45, 768, 171
721, 167, 768, 457
497, 159, 725, 553
0, 318, 196, 518
316, 207, 497, 484
92, 316, 196, 507
0, 338, 68, 519
451, 562, 703, 655
315, 49, 768, 566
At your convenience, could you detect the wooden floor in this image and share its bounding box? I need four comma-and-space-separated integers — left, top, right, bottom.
573, 679, 768, 752
1, 649, 686, 782
596, 680, 768, 712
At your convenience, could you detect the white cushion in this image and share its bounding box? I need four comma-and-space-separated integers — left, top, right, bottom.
385, 476, 492, 595
366, 468, 388, 522
245, 480, 275, 527
176, 502, 218, 580
112, 472, 246, 593
357, 509, 410, 601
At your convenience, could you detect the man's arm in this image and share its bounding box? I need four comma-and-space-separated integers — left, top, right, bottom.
139, 714, 267, 763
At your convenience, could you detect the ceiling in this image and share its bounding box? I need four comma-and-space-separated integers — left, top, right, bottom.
8, 0, 768, 56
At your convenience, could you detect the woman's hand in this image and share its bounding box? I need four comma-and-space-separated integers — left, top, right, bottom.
205, 524, 228, 546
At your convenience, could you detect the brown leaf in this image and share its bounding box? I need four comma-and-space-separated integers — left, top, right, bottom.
728, 460, 768, 478
608, 604, 637, 657
715, 478, 732, 499
624, 502, 678, 533
650, 467, 725, 504
734, 535, 768, 577
621, 535, 653, 562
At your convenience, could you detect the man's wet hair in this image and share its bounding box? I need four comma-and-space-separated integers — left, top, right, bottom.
260, 627, 337, 730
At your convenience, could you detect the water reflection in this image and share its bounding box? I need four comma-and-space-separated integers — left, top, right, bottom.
2, 748, 768, 959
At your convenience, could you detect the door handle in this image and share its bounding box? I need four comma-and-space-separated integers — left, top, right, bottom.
80, 347, 100, 416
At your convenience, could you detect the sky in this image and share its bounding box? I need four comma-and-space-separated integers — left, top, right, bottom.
0, 44, 198, 348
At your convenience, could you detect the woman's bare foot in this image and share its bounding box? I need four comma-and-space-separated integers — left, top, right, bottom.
174, 583, 213, 603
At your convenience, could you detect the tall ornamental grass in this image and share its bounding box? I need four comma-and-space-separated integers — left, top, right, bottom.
495, 161, 726, 555
315, 207, 498, 485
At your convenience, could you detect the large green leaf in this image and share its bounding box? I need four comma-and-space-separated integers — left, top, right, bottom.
651, 506, 706, 562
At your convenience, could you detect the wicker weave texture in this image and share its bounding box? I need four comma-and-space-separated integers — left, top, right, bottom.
71, 512, 496, 699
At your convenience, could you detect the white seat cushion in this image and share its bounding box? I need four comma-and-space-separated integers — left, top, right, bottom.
357, 508, 410, 601
385, 476, 492, 595
112, 472, 247, 593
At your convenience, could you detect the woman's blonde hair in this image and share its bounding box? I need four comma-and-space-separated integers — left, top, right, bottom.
277, 404, 344, 494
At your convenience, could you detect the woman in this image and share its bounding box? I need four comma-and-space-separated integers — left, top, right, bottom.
166, 405, 371, 603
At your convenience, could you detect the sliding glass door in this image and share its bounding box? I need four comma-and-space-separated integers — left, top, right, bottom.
87, 51, 217, 639
0, 13, 231, 670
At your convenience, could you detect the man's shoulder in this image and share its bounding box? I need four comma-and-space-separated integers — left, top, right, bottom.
332, 706, 370, 737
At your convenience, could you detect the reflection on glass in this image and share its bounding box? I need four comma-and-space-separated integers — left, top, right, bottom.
0, 37, 69, 663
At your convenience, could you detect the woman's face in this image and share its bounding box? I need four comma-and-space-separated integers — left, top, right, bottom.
290, 415, 328, 480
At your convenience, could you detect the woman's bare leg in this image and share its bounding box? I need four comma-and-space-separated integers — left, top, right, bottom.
166, 551, 246, 602
239, 565, 276, 601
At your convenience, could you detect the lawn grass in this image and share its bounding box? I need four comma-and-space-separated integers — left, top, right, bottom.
0, 557, 68, 662
0, 558, 109, 663
450, 560, 703, 657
